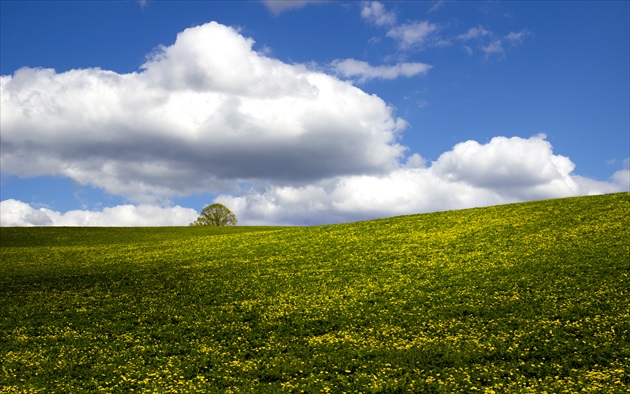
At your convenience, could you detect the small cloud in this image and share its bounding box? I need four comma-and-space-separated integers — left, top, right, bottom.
481, 39, 504, 59
457, 25, 491, 41
361, 1, 396, 27
480, 0, 512, 19
456, 26, 495, 57
331, 58, 432, 83
386, 21, 439, 50
416, 99, 429, 109
428, 0, 446, 13
261, 0, 325, 15
455, 25, 529, 60
258, 44, 273, 56
504, 29, 531, 45
368, 36, 382, 45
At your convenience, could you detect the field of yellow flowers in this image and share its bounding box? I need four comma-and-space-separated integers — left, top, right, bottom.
1, 193, 629, 393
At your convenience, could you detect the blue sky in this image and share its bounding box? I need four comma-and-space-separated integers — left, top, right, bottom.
1, 0, 628, 226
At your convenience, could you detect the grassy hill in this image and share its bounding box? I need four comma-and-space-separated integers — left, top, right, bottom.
1, 193, 629, 393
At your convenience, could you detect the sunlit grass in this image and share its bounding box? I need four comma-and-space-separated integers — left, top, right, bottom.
1, 193, 629, 392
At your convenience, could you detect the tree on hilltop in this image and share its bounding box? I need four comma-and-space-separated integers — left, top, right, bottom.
190, 203, 237, 226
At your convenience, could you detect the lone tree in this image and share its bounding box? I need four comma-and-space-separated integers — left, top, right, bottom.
191, 203, 237, 226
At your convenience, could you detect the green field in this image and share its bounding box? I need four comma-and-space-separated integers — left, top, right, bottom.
1, 193, 629, 393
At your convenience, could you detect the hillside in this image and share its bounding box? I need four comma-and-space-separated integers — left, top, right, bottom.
1, 193, 629, 392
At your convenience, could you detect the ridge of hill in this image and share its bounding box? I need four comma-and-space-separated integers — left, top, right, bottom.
1, 192, 629, 392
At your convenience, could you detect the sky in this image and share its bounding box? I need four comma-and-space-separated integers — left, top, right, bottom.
1, 0, 628, 226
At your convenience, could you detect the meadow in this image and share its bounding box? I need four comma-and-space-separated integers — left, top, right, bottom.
1, 193, 629, 393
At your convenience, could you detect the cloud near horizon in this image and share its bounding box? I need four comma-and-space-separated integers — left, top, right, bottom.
2, 135, 626, 226
0, 200, 198, 227
215, 135, 627, 225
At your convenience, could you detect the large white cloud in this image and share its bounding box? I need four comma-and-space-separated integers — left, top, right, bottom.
215, 135, 626, 226
0, 199, 198, 227
1, 21, 406, 203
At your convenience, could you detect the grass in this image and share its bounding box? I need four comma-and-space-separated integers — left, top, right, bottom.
1, 192, 629, 393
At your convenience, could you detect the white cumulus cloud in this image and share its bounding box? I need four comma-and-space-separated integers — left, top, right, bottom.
214, 135, 626, 226
2, 135, 624, 226
0, 200, 198, 227
1, 22, 406, 204
431, 135, 576, 195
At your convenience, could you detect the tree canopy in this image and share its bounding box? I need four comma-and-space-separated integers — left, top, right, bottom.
190, 203, 237, 226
